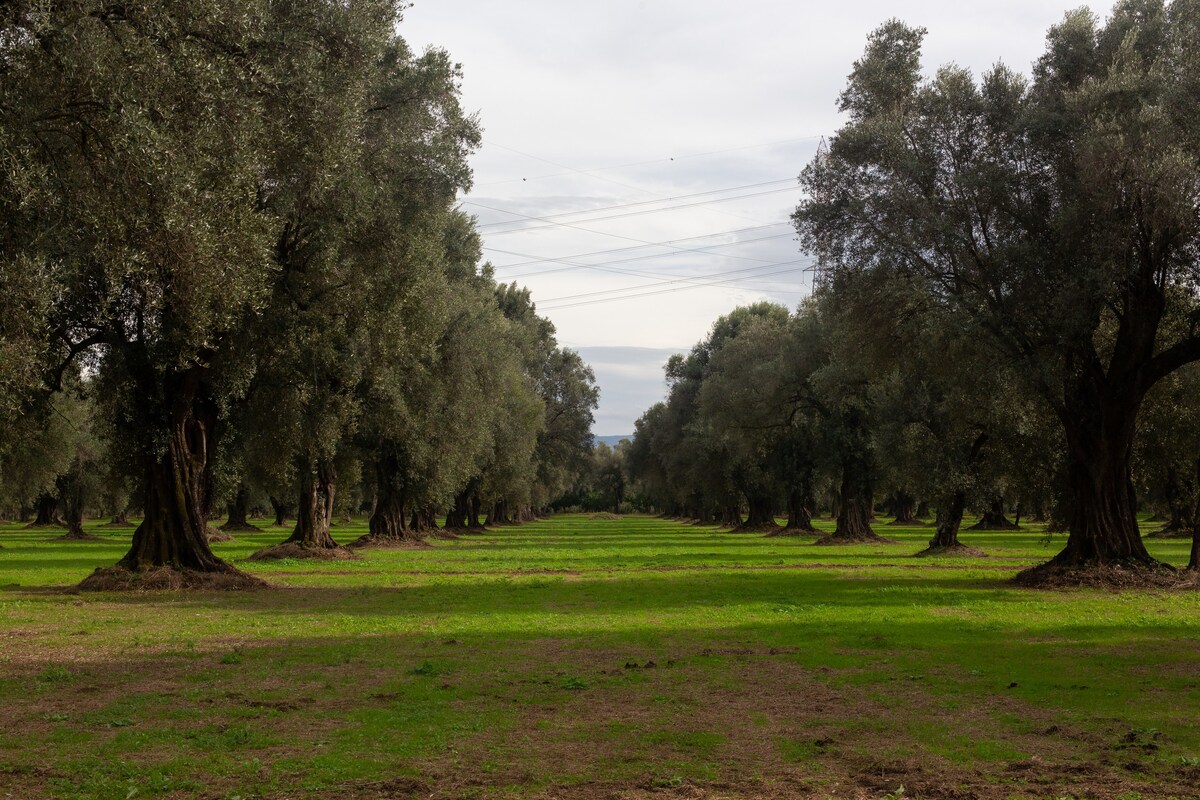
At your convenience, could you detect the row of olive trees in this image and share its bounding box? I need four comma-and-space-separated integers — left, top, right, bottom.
0, 1, 596, 585
630, 1, 1200, 580
625, 297, 1055, 547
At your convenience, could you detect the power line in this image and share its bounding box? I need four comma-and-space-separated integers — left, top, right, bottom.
488, 222, 790, 270
491, 233, 797, 281
537, 258, 814, 305
463, 185, 801, 236
537, 260, 810, 303
474, 178, 797, 229
474, 139, 787, 228
461, 199, 797, 267
539, 264, 812, 311
505, 252, 812, 297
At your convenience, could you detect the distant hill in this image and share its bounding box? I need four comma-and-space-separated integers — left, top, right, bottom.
594, 434, 632, 448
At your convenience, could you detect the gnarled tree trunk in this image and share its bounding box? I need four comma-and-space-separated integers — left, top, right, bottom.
29, 493, 61, 527
785, 486, 816, 531
269, 495, 288, 527
284, 459, 338, 549
888, 489, 916, 524
487, 499, 511, 526
446, 490, 469, 529
970, 498, 1019, 530
409, 506, 438, 534
467, 492, 483, 529
922, 491, 967, 553
740, 494, 779, 530
60, 477, 88, 540
823, 457, 884, 544
116, 378, 232, 573
365, 454, 416, 541
1020, 362, 1159, 576
221, 485, 256, 531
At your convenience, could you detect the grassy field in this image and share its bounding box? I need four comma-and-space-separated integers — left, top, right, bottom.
0, 514, 1198, 800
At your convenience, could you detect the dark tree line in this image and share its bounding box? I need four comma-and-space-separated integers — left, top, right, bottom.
629, 1, 1200, 581
0, 1, 597, 585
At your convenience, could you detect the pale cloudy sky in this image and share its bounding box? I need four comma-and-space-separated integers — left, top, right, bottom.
401, 0, 1116, 434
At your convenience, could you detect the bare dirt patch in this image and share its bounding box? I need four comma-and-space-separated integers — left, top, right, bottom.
731, 523, 784, 534
348, 535, 434, 549
418, 643, 1200, 800
207, 527, 234, 542
51, 532, 106, 542
246, 543, 361, 561
763, 528, 821, 538
914, 544, 988, 558
811, 532, 901, 546
77, 565, 269, 591
1012, 561, 1200, 591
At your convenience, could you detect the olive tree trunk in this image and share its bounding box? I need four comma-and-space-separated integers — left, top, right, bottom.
221, 485, 255, 531
117, 379, 230, 573
29, 493, 61, 527
927, 492, 966, 550
284, 459, 338, 549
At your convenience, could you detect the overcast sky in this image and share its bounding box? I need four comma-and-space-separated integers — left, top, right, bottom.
401, 0, 1116, 435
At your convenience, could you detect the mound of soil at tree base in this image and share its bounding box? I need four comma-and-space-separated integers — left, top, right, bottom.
764, 527, 822, 538
1012, 560, 1200, 590
206, 527, 233, 543
442, 527, 488, 536
78, 565, 268, 592
733, 522, 785, 534
913, 543, 987, 558
51, 532, 105, 542
1144, 527, 1193, 539
24, 522, 65, 530
246, 543, 360, 561
812, 531, 901, 546
968, 519, 1020, 531
100, 519, 135, 528
346, 534, 433, 550
219, 522, 259, 533
423, 529, 460, 541
589, 513, 622, 521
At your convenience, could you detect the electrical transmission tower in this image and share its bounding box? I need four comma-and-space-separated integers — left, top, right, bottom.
808, 136, 834, 292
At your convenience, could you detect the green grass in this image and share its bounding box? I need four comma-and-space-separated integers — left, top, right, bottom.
0, 514, 1198, 799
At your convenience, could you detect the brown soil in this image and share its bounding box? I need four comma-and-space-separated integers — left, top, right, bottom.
206, 527, 233, 543
763, 527, 822, 538
246, 543, 361, 561
427, 529, 462, 541
1012, 561, 1200, 590
1144, 527, 1192, 539
99, 519, 135, 528
914, 544, 988, 558
51, 532, 106, 542
732, 523, 784, 534
590, 513, 622, 521
442, 527, 491, 536
219, 522, 260, 533
811, 532, 900, 546
3, 613, 1195, 800
347, 534, 433, 549
76, 565, 269, 591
